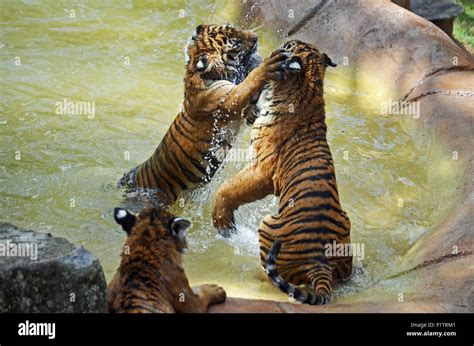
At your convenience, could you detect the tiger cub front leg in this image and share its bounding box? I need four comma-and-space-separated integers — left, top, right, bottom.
212, 164, 273, 236
193, 284, 227, 310
174, 284, 226, 313
220, 52, 288, 116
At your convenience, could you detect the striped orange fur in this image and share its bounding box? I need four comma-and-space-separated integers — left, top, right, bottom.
109, 207, 226, 313
212, 40, 352, 304
119, 24, 287, 206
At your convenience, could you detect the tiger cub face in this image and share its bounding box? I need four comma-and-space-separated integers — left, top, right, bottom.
113, 207, 191, 255
256, 39, 337, 118
277, 39, 336, 85
185, 24, 261, 84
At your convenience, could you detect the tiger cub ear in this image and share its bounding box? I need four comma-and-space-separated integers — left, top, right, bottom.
195, 25, 205, 35
323, 53, 337, 67
169, 217, 191, 240
114, 208, 136, 234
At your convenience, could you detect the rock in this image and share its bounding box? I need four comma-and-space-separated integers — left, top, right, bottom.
410, 0, 464, 38
209, 297, 285, 313
411, 0, 463, 21
242, 0, 472, 101
0, 222, 107, 313
211, 254, 473, 313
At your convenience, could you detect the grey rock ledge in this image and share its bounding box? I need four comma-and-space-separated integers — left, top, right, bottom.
0, 222, 107, 313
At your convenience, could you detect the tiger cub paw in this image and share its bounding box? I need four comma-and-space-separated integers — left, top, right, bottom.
261, 52, 289, 81
212, 207, 237, 237
199, 284, 227, 305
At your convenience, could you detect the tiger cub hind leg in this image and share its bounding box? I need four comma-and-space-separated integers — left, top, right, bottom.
265, 240, 335, 305
258, 213, 278, 265
329, 255, 353, 282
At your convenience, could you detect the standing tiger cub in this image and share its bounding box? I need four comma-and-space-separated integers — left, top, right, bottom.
109, 207, 226, 313
212, 40, 352, 304
119, 24, 287, 206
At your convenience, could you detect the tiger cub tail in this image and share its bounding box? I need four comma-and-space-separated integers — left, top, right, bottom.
265, 240, 332, 305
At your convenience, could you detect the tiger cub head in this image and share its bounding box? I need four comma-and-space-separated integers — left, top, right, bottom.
258, 40, 337, 115
185, 24, 261, 84
278, 39, 336, 84
113, 207, 191, 255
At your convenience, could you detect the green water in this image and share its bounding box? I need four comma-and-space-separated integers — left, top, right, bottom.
0, 1, 460, 302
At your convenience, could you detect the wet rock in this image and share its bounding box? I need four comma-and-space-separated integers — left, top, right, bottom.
0, 222, 107, 313
212, 254, 473, 312
411, 0, 463, 21
209, 297, 284, 313
242, 0, 472, 100
411, 0, 464, 38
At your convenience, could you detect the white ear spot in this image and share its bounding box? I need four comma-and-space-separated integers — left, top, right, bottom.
196, 60, 204, 70
116, 209, 127, 219
288, 61, 301, 70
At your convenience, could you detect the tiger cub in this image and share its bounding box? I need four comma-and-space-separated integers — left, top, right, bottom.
212, 40, 352, 304
109, 207, 226, 313
119, 24, 287, 206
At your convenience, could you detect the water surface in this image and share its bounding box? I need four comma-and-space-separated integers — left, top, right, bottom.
0, 1, 460, 302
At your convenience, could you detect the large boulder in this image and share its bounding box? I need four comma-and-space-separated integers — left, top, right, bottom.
0, 222, 107, 313
241, 0, 472, 101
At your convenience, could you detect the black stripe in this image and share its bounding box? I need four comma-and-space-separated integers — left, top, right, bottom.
266, 224, 347, 240
284, 153, 332, 175
273, 204, 344, 221
149, 154, 179, 200
285, 260, 332, 283
285, 143, 331, 168
261, 212, 346, 231
287, 238, 333, 246
144, 160, 158, 188
278, 189, 337, 214
159, 138, 194, 188
175, 115, 209, 144
279, 129, 327, 153
278, 246, 326, 255
286, 267, 310, 283
280, 172, 336, 201
256, 151, 274, 162
168, 127, 208, 176
288, 165, 334, 182
258, 229, 274, 244
140, 163, 152, 188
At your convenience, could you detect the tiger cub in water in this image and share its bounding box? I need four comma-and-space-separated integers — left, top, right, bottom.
212, 40, 352, 304
109, 207, 226, 313
119, 24, 287, 206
